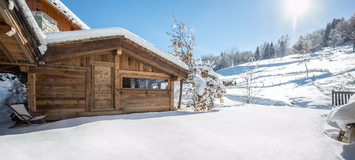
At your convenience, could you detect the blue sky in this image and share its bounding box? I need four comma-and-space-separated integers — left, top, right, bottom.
62, 0, 355, 59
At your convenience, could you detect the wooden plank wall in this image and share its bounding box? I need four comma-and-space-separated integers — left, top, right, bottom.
120, 90, 171, 113
35, 69, 86, 120
35, 52, 175, 120
36, 57, 87, 120
120, 54, 157, 72
25, 0, 82, 31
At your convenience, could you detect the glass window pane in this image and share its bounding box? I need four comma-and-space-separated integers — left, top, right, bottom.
122, 77, 168, 89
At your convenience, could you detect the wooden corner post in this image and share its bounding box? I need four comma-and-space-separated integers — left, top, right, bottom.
115, 48, 122, 110
169, 78, 175, 110
85, 58, 92, 111
27, 69, 36, 112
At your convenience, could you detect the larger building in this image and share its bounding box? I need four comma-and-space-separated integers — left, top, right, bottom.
0, 0, 188, 120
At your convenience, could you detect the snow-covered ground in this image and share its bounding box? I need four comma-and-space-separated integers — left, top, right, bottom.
0, 43, 355, 159
218, 42, 355, 109
0, 106, 349, 160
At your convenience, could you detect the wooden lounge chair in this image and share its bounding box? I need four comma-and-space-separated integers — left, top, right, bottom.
7, 103, 47, 127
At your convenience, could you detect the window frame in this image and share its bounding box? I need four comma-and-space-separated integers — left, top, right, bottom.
121, 75, 170, 91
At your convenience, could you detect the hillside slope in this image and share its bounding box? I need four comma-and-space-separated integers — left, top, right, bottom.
217, 42, 355, 109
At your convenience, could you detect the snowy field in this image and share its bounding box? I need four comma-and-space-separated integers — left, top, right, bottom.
0, 43, 355, 159
218, 42, 355, 109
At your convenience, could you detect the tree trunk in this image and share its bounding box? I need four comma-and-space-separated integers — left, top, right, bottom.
177, 79, 183, 109
353, 41, 355, 52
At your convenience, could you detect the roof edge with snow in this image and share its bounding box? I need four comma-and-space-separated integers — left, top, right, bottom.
45, 27, 189, 70
47, 0, 90, 30
14, 0, 47, 54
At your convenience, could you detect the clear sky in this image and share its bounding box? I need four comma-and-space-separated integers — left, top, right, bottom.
61, 0, 355, 59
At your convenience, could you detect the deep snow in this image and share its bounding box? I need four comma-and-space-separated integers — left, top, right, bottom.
0, 106, 345, 160
0, 43, 355, 159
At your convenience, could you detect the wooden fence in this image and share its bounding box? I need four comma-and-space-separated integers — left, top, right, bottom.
332, 90, 355, 106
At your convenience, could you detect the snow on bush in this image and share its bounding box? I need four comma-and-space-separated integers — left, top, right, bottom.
186, 62, 226, 111
327, 95, 355, 130
0, 73, 27, 122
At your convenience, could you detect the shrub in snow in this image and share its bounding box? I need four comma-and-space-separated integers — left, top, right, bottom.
0, 74, 27, 123
0, 73, 27, 104
239, 57, 263, 103
186, 62, 226, 111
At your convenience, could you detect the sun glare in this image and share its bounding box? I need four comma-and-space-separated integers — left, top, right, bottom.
285, 0, 310, 17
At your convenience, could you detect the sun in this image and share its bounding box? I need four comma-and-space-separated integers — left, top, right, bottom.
285, 0, 310, 17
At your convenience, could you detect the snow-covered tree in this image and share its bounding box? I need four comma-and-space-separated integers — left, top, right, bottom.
166, 14, 196, 67
167, 14, 196, 109
323, 23, 332, 47
328, 28, 344, 48
349, 13, 355, 52
240, 56, 262, 103
186, 62, 226, 111
277, 35, 290, 58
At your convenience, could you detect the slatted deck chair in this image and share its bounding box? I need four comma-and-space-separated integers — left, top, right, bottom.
337, 124, 355, 143
7, 103, 47, 127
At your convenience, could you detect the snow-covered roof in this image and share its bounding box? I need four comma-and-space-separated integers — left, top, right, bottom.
47, 0, 90, 30
15, 0, 47, 54
45, 28, 189, 70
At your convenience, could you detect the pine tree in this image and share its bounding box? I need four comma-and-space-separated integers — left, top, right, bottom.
324, 23, 332, 47
349, 13, 355, 52
262, 42, 269, 60
254, 47, 260, 60
269, 42, 275, 59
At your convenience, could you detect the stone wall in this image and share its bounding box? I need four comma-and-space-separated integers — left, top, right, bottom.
32, 11, 59, 33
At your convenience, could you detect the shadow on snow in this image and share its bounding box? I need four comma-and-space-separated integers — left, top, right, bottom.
0, 110, 220, 136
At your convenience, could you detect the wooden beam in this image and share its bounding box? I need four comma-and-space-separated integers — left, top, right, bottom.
0, 3, 35, 63
116, 47, 122, 55
114, 51, 121, 110
0, 24, 10, 33
42, 38, 122, 62
19, 66, 29, 72
170, 79, 175, 110
121, 41, 188, 78
78, 110, 123, 117
0, 60, 35, 66
0, 37, 15, 62
171, 76, 181, 81
27, 72, 36, 112
0, 24, 16, 37
85, 58, 92, 112
36, 64, 88, 72
90, 60, 115, 67
118, 70, 170, 78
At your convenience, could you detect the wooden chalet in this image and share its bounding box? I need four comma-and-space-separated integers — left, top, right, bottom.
0, 0, 188, 120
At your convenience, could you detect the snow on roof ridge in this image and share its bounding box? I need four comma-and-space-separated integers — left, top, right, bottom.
15, 0, 47, 54
47, 0, 90, 30
45, 27, 189, 70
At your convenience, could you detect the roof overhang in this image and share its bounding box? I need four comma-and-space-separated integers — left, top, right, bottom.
0, 0, 49, 67
40, 36, 188, 78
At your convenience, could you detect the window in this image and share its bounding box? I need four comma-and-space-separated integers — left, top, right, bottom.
122, 77, 168, 89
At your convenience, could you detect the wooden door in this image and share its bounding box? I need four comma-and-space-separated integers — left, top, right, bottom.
93, 66, 113, 109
